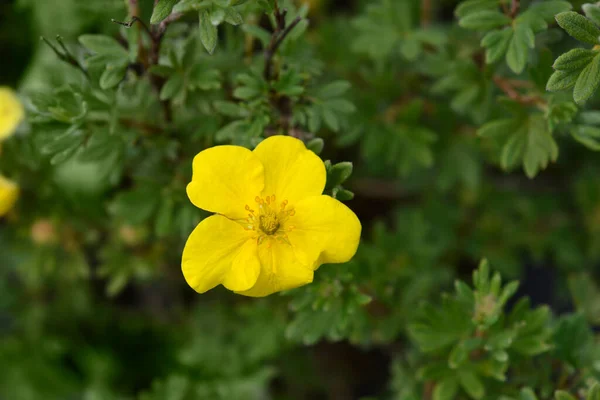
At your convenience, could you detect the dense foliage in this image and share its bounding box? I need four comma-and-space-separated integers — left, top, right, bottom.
2, 0, 600, 398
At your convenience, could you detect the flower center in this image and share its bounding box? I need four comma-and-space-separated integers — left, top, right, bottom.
244, 195, 295, 240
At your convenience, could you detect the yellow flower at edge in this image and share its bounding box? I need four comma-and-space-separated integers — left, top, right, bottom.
182, 135, 361, 297
0, 175, 19, 217
0, 87, 25, 140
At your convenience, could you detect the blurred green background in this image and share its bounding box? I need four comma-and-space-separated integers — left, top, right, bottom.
2, 0, 600, 399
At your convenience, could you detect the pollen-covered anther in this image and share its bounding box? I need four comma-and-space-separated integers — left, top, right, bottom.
244, 194, 296, 238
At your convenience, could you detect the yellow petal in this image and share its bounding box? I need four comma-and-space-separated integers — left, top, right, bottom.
0, 175, 19, 217
187, 146, 264, 220
0, 87, 24, 140
288, 195, 361, 269
182, 215, 259, 293
236, 238, 314, 297
252, 136, 325, 205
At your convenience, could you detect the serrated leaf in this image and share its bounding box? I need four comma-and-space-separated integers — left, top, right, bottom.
334, 189, 354, 201
79, 35, 128, 59
459, 371, 485, 400
213, 101, 249, 118
100, 63, 127, 89
526, 1, 572, 21
318, 81, 351, 98
580, 110, 600, 125
518, 388, 538, 400
224, 7, 243, 25
327, 162, 353, 188
434, 379, 459, 400
482, 29, 512, 64
149, 65, 176, 78
459, 10, 511, 31
523, 116, 558, 178
574, 53, 600, 104
589, 383, 600, 400
306, 138, 324, 154
555, 391, 577, 400
583, 4, 600, 26
507, 24, 533, 74
547, 69, 580, 91
455, 0, 498, 19
478, 118, 518, 138
501, 129, 527, 170
572, 125, 600, 150
199, 10, 218, 54
151, 0, 179, 24
553, 48, 597, 71
160, 74, 185, 100
556, 11, 600, 45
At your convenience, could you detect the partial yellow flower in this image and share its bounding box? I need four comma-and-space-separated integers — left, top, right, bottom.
0, 175, 19, 217
182, 135, 361, 297
0, 87, 24, 140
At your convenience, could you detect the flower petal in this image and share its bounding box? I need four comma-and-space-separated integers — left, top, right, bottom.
0, 87, 24, 140
222, 239, 261, 292
0, 175, 18, 217
288, 195, 361, 269
252, 136, 325, 205
236, 238, 314, 297
187, 145, 264, 219
182, 215, 259, 293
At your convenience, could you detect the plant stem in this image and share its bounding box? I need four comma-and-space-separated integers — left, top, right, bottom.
421, 0, 432, 27
493, 75, 544, 107
41, 36, 89, 78
263, 0, 304, 81
510, 0, 520, 18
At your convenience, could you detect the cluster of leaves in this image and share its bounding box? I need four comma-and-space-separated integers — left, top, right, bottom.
4, 0, 600, 399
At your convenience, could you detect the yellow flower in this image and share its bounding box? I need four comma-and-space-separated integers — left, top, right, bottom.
0, 175, 19, 217
182, 135, 361, 297
0, 87, 24, 140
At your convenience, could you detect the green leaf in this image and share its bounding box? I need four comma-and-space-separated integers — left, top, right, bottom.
306, 138, 324, 155
553, 48, 598, 71
522, 115, 558, 178
501, 129, 527, 170
478, 118, 518, 138
455, 0, 498, 19
459, 10, 511, 31
579, 110, 600, 125
150, 0, 179, 24
333, 188, 354, 201
547, 69, 580, 91
149, 64, 176, 78
224, 7, 243, 25
318, 81, 351, 98
555, 391, 577, 400
526, 1, 572, 22
327, 162, 353, 188
572, 125, 600, 150
507, 24, 533, 74
588, 383, 600, 400
213, 101, 249, 118
459, 371, 485, 400
79, 35, 128, 58
481, 29, 512, 64
520, 388, 538, 400
433, 379, 459, 400
583, 4, 600, 26
100, 63, 127, 89
155, 198, 174, 237
160, 74, 185, 100
556, 11, 600, 45
199, 10, 218, 54
574, 53, 600, 104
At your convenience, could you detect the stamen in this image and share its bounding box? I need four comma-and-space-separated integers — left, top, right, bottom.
243, 195, 296, 241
